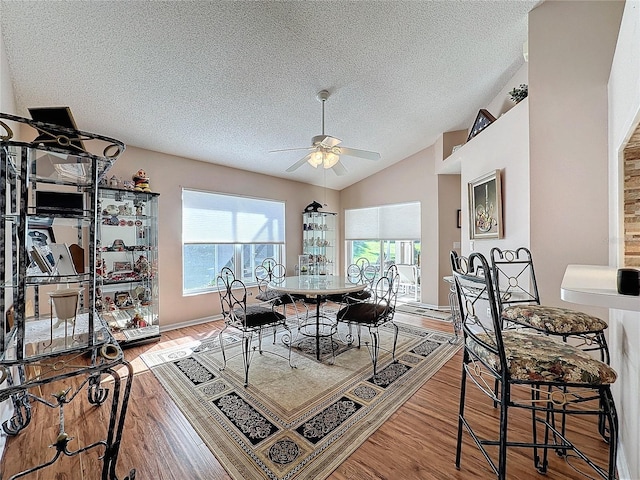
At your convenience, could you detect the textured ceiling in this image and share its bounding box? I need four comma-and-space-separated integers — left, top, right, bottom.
0, 1, 539, 190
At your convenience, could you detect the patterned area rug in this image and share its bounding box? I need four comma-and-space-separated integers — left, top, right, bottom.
142, 321, 460, 480
396, 302, 452, 321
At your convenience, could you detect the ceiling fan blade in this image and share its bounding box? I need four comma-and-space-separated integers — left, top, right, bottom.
337, 147, 380, 161
286, 153, 312, 172
269, 146, 313, 153
331, 161, 348, 176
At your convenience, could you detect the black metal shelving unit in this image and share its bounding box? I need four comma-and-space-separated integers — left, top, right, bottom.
0, 112, 136, 479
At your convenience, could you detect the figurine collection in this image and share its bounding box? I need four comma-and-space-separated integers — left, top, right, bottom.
100, 168, 153, 193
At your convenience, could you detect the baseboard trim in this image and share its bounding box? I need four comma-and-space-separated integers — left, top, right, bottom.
159, 314, 223, 333
403, 301, 450, 312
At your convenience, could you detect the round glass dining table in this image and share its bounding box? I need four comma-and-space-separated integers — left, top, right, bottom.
269, 275, 366, 361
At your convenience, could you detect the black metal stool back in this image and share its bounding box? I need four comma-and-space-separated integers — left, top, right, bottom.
490, 247, 609, 364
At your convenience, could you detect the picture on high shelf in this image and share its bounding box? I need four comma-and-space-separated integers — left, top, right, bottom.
467, 109, 496, 141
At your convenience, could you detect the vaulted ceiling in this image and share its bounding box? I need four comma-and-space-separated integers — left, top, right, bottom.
0, 1, 539, 190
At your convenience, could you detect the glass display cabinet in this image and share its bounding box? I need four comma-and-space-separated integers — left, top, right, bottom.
302, 211, 336, 275
0, 112, 135, 479
97, 187, 160, 346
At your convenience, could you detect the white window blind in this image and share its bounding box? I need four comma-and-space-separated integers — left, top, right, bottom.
183, 190, 285, 243
345, 202, 421, 240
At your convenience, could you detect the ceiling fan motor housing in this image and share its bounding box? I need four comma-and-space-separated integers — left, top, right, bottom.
316, 90, 330, 102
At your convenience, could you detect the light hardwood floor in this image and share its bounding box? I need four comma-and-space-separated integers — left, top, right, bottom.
1, 312, 614, 479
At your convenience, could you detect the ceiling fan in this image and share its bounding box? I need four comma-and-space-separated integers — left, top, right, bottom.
270, 90, 381, 176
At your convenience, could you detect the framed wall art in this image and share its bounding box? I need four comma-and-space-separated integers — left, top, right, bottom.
467, 109, 496, 141
468, 169, 503, 239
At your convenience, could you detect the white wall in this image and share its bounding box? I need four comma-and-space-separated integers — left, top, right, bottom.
528, 1, 622, 313
0, 28, 15, 114
608, 1, 640, 478
340, 145, 447, 307
528, 1, 633, 477
458, 99, 530, 260
487, 62, 529, 122
437, 174, 461, 307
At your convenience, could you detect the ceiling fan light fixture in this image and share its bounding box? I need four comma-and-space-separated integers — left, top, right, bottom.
308, 150, 323, 167
278, 89, 380, 176
323, 151, 339, 169
308, 149, 340, 169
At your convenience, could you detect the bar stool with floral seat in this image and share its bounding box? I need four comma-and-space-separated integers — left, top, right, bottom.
451, 251, 618, 480
490, 247, 612, 441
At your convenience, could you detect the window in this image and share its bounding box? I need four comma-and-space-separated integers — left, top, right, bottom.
182, 190, 285, 295
345, 202, 421, 275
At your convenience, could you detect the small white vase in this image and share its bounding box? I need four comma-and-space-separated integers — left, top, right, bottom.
49, 288, 81, 328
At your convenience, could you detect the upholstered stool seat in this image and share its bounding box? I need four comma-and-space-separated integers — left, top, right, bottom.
328, 289, 372, 304
501, 305, 609, 335
469, 330, 617, 385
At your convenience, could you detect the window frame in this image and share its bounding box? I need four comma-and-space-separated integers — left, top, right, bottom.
182, 189, 285, 296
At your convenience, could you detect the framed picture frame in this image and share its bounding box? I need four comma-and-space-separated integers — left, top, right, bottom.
28, 106, 85, 151
114, 291, 135, 309
48, 243, 78, 276
27, 226, 55, 250
113, 261, 133, 273
468, 169, 503, 239
457, 209, 462, 229
467, 109, 496, 141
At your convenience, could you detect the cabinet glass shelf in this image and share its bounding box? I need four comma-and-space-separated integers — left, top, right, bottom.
97, 187, 160, 346
302, 211, 337, 275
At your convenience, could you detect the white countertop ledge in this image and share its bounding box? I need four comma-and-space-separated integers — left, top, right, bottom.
561, 264, 640, 312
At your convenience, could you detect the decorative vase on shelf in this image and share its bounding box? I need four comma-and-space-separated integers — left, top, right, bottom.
49, 287, 82, 328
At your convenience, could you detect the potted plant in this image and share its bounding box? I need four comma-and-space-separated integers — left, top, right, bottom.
509, 84, 528, 103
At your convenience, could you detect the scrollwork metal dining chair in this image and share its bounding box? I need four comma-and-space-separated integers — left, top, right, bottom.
255, 257, 288, 301
217, 267, 294, 387
255, 257, 306, 306
450, 251, 618, 480
328, 257, 377, 304
335, 265, 400, 377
